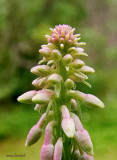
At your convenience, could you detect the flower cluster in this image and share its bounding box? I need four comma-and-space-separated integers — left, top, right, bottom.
18, 24, 104, 160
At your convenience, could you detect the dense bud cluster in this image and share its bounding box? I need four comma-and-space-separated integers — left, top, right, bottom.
18, 24, 104, 160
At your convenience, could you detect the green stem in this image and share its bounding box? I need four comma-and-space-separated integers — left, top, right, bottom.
55, 60, 73, 160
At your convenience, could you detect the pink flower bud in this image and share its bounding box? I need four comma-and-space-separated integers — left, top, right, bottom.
25, 124, 43, 147
74, 73, 88, 81
44, 121, 56, 145
61, 106, 75, 138
39, 47, 52, 59
48, 73, 62, 84
25, 111, 54, 147
17, 90, 37, 104
34, 104, 47, 112
79, 66, 95, 75
74, 150, 94, 160
32, 89, 54, 104
70, 99, 78, 111
61, 105, 70, 118
68, 90, 105, 109
34, 104, 40, 112
30, 66, 41, 76
63, 54, 73, 65
48, 25, 77, 45
31, 65, 53, 76
74, 130, 94, 156
69, 47, 87, 57
83, 94, 105, 109
69, 59, 85, 69
37, 113, 46, 128
37, 111, 54, 129
53, 138, 63, 160
76, 47, 84, 53
41, 144, 54, 160
62, 118, 75, 138
52, 49, 62, 61
70, 112, 84, 131
64, 79, 74, 90
32, 77, 47, 88
40, 121, 56, 159
83, 152, 94, 160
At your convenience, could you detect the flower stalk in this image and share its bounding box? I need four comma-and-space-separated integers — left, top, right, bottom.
17, 24, 105, 160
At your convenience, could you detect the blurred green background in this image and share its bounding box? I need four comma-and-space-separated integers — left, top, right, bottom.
0, 0, 117, 159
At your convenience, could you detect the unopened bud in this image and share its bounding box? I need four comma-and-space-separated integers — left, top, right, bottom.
74, 130, 94, 156
68, 47, 76, 52
52, 49, 62, 61
25, 124, 43, 147
77, 47, 84, 53
39, 47, 52, 59
70, 99, 78, 111
53, 138, 63, 160
45, 35, 52, 39
38, 58, 47, 64
32, 77, 47, 88
78, 42, 86, 46
48, 73, 62, 84
61, 105, 70, 118
34, 104, 40, 112
47, 60, 54, 65
34, 104, 47, 112
41, 144, 54, 160
65, 34, 69, 40
74, 34, 81, 38
70, 59, 85, 69
30, 66, 40, 76
83, 152, 94, 160
61, 106, 75, 138
74, 150, 94, 160
80, 66, 95, 74
17, 90, 37, 104
37, 111, 54, 129
74, 52, 88, 57
31, 65, 53, 76
63, 54, 73, 65
32, 89, 54, 104
65, 79, 74, 90
70, 112, 84, 131
37, 113, 46, 128
60, 44, 64, 49
38, 65, 52, 75
44, 121, 56, 145
62, 117, 75, 138
68, 90, 105, 109
74, 73, 88, 81
69, 73, 88, 83
79, 92, 104, 109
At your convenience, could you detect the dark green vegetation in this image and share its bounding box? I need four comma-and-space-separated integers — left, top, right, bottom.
0, 0, 117, 159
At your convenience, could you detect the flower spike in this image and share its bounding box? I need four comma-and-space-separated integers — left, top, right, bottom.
18, 24, 105, 160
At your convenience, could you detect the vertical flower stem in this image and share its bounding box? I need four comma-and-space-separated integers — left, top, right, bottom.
55, 60, 72, 160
